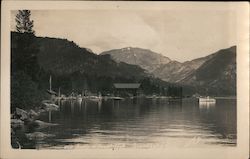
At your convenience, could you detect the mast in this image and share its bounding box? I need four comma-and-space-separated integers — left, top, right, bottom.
49, 75, 52, 91
58, 87, 61, 97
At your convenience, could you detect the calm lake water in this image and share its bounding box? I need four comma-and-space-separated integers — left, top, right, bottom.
13, 98, 236, 149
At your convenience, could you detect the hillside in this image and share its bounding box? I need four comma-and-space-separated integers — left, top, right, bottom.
153, 54, 215, 83
101, 47, 171, 73
180, 46, 236, 96
35, 37, 147, 78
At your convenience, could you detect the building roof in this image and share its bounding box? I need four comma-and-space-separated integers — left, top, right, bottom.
114, 83, 141, 89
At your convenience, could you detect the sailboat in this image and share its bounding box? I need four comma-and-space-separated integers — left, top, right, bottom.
46, 75, 57, 96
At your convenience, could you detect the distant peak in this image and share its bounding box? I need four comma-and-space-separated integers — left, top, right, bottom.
120, 47, 151, 52
121, 47, 133, 51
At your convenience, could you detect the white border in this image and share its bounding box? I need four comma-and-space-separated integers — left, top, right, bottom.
1, 1, 249, 159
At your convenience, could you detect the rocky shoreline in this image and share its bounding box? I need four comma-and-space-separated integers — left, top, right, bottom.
11, 100, 60, 149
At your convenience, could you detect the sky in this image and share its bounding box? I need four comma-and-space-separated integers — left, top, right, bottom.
11, 5, 236, 62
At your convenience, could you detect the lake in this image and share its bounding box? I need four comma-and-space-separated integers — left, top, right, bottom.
13, 98, 236, 149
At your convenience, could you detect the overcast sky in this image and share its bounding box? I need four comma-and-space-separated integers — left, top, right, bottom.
11, 5, 236, 62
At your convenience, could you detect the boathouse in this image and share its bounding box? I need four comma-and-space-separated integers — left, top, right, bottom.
113, 83, 141, 97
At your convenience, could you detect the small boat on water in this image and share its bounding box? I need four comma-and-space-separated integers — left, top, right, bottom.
112, 97, 124, 100
198, 96, 216, 103
76, 97, 83, 102
86, 96, 102, 102
146, 95, 157, 99
102, 96, 124, 100
67, 96, 77, 100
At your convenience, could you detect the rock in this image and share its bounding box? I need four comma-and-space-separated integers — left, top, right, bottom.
42, 100, 53, 104
34, 120, 58, 127
11, 113, 15, 118
26, 120, 58, 129
16, 108, 29, 120
25, 132, 55, 140
43, 103, 59, 111
37, 109, 46, 114
29, 109, 39, 117
11, 119, 24, 127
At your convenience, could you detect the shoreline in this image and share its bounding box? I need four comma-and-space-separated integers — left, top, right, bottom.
11, 101, 60, 149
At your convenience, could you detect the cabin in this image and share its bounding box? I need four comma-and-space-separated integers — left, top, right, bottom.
113, 83, 141, 97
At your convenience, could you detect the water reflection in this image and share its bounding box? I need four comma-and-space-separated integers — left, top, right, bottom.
21, 98, 237, 149
199, 102, 215, 108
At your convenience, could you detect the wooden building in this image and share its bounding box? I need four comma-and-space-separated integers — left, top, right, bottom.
113, 83, 141, 97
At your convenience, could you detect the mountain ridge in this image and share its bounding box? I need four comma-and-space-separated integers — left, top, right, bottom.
101, 47, 171, 73
101, 45, 236, 96
100, 47, 218, 82
179, 46, 236, 96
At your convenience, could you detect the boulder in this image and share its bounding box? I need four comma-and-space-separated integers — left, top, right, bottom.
37, 109, 46, 114
42, 100, 53, 104
26, 120, 58, 129
11, 119, 24, 127
16, 108, 29, 120
34, 120, 58, 127
43, 103, 59, 111
28, 109, 39, 117
25, 132, 55, 140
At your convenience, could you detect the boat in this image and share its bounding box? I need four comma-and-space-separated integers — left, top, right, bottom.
68, 96, 77, 100
145, 95, 157, 99
87, 95, 102, 102
198, 96, 216, 103
112, 97, 124, 100
76, 96, 83, 102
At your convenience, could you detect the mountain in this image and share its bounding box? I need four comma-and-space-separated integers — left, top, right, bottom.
101, 45, 236, 96
153, 54, 215, 83
101, 47, 171, 73
100, 47, 215, 83
180, 46, 236, 96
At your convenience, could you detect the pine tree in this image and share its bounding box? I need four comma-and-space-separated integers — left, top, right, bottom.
11, 10, 41, 111
15, 10, 35, 34
12, 10, 39, 81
